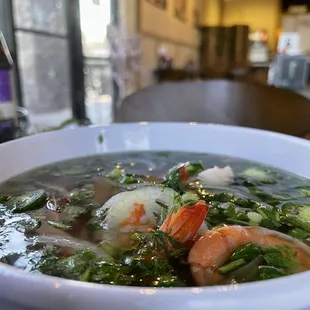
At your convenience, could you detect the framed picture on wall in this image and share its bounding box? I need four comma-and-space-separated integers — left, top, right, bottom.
146, 0, 167, 10
175, 0, 187, 22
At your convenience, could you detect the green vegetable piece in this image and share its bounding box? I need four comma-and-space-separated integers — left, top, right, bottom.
185, 161, 204, 175
239, 168, 277, 184
53, 250, 97, 280
165, 162, 204, 192
262, 245, 299, 270
47, 220, 72, 231
16, 218, 41, 233
70, 187, 94, 201
100, 243, 119, 258
181, 191, 199, 204
80, 268, 91, 282
0, 195, 10, 203
219, 256, 264, 284
231, 242, 262, 262
61, 204, 89, 220
90, 260, 132, 285
120, 175, 138, 184
257, 265, 287, 280
86, 218, 107, 232
218, 258, 246, 274
281, 203, 310, 232
288, 228, 310, 240
299, 187, 310, 198
107, 168, 122, 180
212, 191, 252, 208
10, 190, 47, 213
247, 211, 263, 225
253, 203, 282, 229
98, 134, 104, 144
226, 218, 250, 226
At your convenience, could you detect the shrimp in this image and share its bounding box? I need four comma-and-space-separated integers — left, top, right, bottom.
188, 225, 310, 286
99, 186, 176, 243
160, 200, 210, 246
99, 182, 210, 248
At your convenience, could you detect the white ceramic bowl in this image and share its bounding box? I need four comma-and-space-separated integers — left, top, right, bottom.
1, 122, 310, 310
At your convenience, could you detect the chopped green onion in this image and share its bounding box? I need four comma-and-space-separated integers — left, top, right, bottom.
231, 242, 262, 262
47, 220, 72, 231
247, 212, 263, 225
218, 258, 246, 274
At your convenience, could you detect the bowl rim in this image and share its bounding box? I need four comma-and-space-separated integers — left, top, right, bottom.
1, 122, 310, 305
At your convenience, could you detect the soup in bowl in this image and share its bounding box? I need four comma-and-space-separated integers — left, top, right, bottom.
0, 123, 310, 310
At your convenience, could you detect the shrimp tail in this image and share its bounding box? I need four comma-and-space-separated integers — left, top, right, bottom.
159, 200, 210, 244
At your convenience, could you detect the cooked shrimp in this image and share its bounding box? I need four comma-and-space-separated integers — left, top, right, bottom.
188, 225, 310, 286
101, 186, 176, 241
160, 200, 210, 246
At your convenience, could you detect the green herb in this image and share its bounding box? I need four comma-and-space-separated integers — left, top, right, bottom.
47, 220, 72, 231
130, 230, 187, 258
8, 190, 47, 213
69, 186, 94, 202
201, 190, 253, 208
107, 168, 139, 184
299, 187, 310, 198
252, 203, 282, 230
239, 168, 277, 184
80, 268, 91, 282
164, 162, 204, 192
120, 175, 138, 184
231, 242, 262, 261
288, 228, 310, 240
181, 191, 199, 204
61, 204, 89, 220
98, 134, 104, 144
247, 211, 263, 225
257, 265, 287, 280
38, 250, 97, 280
107, 168, 122, 180
86, 219, 107, 232
262, 245, 299, 270
281, 203, 310, 232
218, 259, 246, 274
90, 260, 133, 285
218, 243, 299, 284
218, 256, 264, 284
0, 195, 10, 203
16, 218, 41, 232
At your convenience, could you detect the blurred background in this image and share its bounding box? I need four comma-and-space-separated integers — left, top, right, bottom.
1, 0, 310, 136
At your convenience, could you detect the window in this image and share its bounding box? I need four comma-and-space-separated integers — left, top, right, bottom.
79, 0, 113, 125
13, 0, 72, 131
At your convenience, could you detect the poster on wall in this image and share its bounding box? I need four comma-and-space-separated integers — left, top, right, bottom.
175, 0, 187, 22
146, 0, 166, 10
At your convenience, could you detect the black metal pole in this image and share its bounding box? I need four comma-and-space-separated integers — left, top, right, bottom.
66, 0, 86, 122
0, 0, 23, 107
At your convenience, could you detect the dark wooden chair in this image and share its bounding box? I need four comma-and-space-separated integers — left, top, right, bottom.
115, 79, 310, 138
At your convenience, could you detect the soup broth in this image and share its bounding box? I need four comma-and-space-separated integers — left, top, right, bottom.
1, 151, 310, 287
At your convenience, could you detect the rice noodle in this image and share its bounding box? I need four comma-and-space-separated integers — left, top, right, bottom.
35, 235, 108, 257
